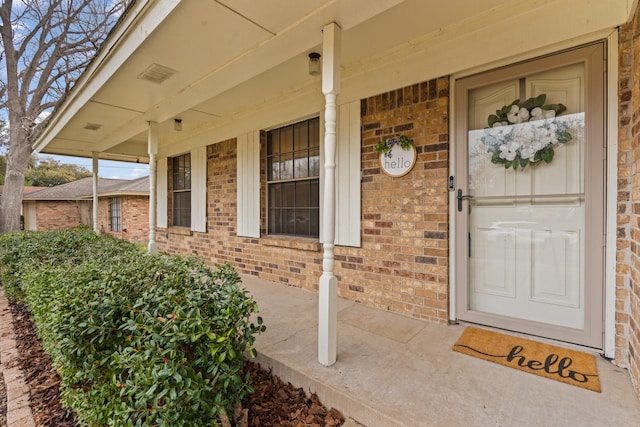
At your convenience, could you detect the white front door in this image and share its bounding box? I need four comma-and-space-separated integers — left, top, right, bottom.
455, 44, 605, 348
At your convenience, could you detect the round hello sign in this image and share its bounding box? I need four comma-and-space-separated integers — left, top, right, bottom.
377, 136, 417, 177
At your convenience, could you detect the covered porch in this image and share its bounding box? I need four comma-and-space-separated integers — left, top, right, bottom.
242, 275, 640, 426
31, 0, 640, 415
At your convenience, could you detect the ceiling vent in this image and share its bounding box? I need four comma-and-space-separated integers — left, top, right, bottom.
84, 122, 103, 131
138, 63, 177, 84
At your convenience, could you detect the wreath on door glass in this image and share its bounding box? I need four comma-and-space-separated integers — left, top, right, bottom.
480, 94, 572, 170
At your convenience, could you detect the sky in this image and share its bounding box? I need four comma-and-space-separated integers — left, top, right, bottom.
47, 154, 149, 180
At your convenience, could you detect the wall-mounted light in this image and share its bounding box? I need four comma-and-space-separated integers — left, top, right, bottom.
174, 118, 182, 131
308, 52, 321, 76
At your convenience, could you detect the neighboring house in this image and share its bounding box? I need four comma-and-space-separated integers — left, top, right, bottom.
0, 185, 46, 199
22, 177, 149, 243
1, 186, 47, 229
32, 1, 640, 397
22, 186, 47, 197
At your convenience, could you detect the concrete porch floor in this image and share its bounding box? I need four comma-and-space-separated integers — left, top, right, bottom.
241, 275, 640, 427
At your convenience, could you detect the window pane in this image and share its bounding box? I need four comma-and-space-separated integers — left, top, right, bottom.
280, 153, 293, 180
296, 180, 310, 208
269, 183, 281, 208
268, 208, 280, 234
310, 208, 319, 237
176, 172, 184, 190
109, 197, 121, 232
281, 126, 294, 153
265, 117, 320, 238
309, 147, 320, 177
310, 179, 319, 208
309, 118, 320, 148
294, 208, 310, 236
294, 150, 309, 178
172, 153, 191, 191
173, 191, 191, 227
267, 128, 279, 155
282, 182, 295, 207
171, 153, 191, 227
284, 209, 296, 235
294, 121, 309, 150
267, 155, 278, 181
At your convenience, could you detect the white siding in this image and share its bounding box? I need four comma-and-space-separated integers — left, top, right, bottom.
191, 146, 207, 232
237, 131, 261, 238
157, 158, 168, 228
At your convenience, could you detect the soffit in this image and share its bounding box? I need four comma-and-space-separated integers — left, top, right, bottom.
34, 0, 635, 163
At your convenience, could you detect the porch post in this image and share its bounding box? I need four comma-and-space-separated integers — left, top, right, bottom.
92, 152, 99, 234
318, 22, 341, 367
147, 122, 158, 254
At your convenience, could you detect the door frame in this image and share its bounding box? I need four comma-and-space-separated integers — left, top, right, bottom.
448, 32, 618, 356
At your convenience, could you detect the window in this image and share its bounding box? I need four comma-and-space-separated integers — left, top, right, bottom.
109, 197, 121, 232
267, 117, 320, 238
172, 153, 191, 227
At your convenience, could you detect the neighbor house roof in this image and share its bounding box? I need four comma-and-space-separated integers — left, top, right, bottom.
0, 186, 47, 197
23, 176, 149, 201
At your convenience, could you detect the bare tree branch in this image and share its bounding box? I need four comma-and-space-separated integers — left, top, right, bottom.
0, 0, 129, 232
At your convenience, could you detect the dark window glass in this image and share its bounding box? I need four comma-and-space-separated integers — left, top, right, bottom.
172, 153, 191, 227
266, 117, 320, 238
109, 197, 121, 232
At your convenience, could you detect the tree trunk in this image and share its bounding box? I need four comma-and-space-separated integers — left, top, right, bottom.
0, 130, 33, 233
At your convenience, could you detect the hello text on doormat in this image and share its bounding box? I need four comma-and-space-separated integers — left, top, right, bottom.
453, 326, 601, 392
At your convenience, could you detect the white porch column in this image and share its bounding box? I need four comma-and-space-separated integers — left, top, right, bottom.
148, 122, 158, 254
318, 22, 341, 367
92, 152, 99, 234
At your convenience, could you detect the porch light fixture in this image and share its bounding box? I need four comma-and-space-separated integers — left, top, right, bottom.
308, 52, 321, 76
174, 118, 182, 131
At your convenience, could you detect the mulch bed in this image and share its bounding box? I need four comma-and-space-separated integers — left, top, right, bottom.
7, 301, 345, 427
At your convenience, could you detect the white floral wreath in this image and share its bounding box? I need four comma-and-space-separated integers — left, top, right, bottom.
481, 94, 572, 170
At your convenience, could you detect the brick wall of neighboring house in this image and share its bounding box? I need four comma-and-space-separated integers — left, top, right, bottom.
35, 200, 82, 230
98, 196, 149, 244
156, 77, 450, 324
619, 11, 640, 398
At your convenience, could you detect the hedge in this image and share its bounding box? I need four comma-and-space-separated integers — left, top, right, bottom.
0, 227, 265, 426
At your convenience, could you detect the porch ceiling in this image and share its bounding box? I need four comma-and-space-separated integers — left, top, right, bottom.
34, 0, 636, 163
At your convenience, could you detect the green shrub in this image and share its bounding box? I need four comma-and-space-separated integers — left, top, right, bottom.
0, 227, 265, 426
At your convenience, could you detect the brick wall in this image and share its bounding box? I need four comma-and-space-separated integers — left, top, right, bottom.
157, 138, 324, 289
342, 78, 450, 322
156, 77, 451, 324
35, 200, 81, 230
619, 11, 640, 398
99, 196, 149, 244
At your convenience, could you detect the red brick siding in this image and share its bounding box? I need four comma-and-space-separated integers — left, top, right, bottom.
157, 139, 324, 288
99, 196, 149, 244
351, 78, 450, 322
156, 77, 450, 324
35, 200, 82, 230
620, 11, 640, 398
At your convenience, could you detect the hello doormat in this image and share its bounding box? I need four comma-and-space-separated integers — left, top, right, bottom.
453, 326, 601, 392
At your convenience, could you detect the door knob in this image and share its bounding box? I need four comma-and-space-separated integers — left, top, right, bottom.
457, 189, 473, 212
